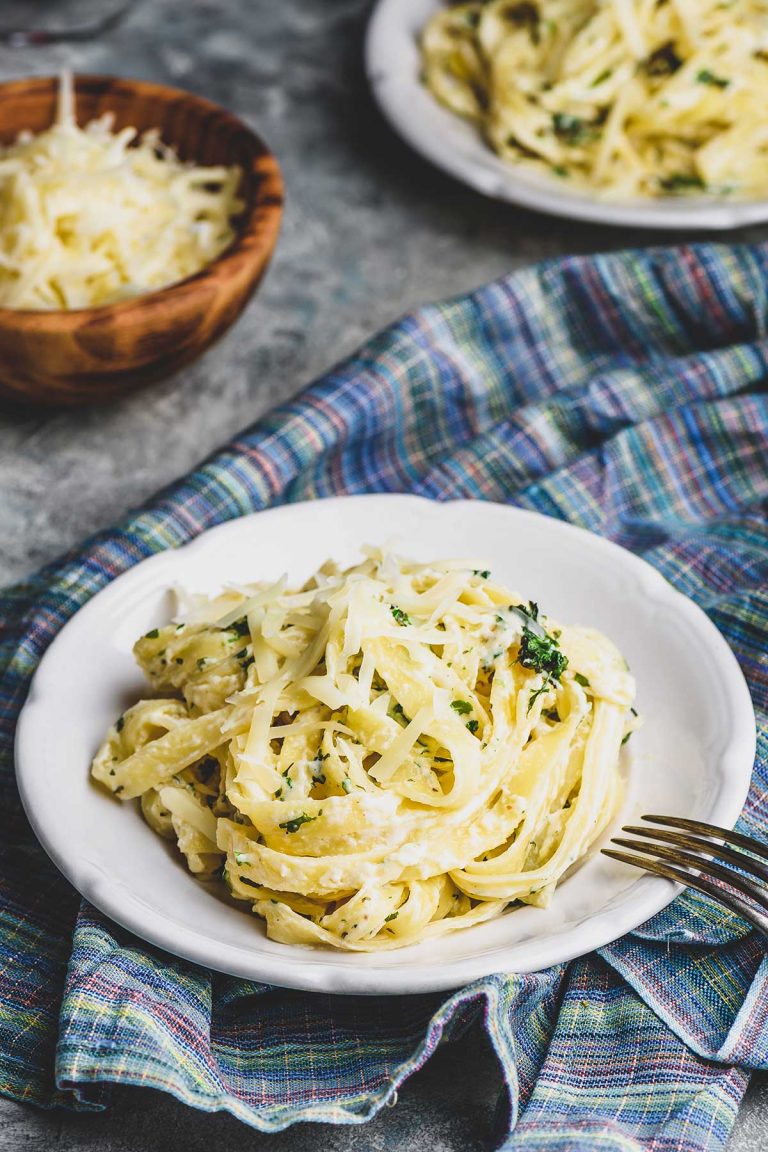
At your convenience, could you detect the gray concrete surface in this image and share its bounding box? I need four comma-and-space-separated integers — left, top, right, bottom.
0, 0, 765, 1147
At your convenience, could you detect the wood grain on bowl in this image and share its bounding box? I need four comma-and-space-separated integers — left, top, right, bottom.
0, 75, 283, 406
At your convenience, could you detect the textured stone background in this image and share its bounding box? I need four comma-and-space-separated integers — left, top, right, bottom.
0, 0, 764, 1147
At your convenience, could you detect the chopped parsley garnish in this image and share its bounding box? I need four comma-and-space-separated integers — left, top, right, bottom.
506, 602, 542, 636
528, 682, 551, 712
174, 657, 183, 665
473, 569, 491, 579
466, 719, 479, 735
553, 112, 600, 146
517, 627, 568, 680
659, 173, 706, 193
144, 628, 159, 640
552, 164, 569, 178
384, 911, 399, 922
115, 715, 124, 733
312, 771, 327, 785
451, 700, 473, 716
281, 767, 294, 788
622, 731, 633, 746
518, 622, 568, 713
643, 42, 681, 77
574, 672, 591, 688
235, 648, 248, 660
696, 69, 729, 89
591, 68, 612, 87
230, 618, 251, 636
234, 851, 249, 865
390, 605, 411, 627
278, 813, 316, 834
196, 657, 207, 669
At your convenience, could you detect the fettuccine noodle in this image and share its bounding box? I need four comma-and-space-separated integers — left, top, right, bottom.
92, 550, 638, 950
421, 0, 768, 199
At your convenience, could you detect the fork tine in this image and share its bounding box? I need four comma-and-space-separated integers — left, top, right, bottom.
601, 848, 768, 937
621, 825, 768, 885
611, 837, 768, 912
642, 815, 768, 864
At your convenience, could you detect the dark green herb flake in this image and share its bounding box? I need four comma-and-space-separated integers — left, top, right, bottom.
643, 43, 681, 77
527, 681, 551, 714
553, 112, 599, 146
696, 69, 729, 89
659, 173, 706, 193
451, 700, 472, 716
278, 813, 316, 834
390, 605, 411, 627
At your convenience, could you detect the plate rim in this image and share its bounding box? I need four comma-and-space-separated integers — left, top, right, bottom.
365, 0, 768, 232
15, 494, 756, 994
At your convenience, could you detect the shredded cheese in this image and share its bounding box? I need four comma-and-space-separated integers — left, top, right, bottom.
0, 73, 243, 310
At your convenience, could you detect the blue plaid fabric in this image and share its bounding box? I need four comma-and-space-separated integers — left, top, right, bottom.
1, 242, 766, 1150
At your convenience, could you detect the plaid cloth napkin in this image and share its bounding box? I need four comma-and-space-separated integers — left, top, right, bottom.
1, 242, 766, 1151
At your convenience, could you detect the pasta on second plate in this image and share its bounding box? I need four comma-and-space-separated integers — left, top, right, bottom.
420, 0, 768, 200
92, 549, 638, 951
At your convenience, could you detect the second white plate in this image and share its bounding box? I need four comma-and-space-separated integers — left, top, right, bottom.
366, 0, 768, 231
15, 496, 755, 993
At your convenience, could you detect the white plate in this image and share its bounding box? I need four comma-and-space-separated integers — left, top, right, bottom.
366, 0, 768, 231
15, 496, 755, 994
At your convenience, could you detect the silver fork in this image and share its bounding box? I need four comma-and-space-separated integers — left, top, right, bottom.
602, 814, 768, 938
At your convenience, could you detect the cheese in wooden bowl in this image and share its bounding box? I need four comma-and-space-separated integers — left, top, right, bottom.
0, 73, 283, 405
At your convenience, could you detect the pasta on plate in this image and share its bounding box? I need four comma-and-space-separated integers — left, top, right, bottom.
92, 550, 638, 951
420, 0, 768, 200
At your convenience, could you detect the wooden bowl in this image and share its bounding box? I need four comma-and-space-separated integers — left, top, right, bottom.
0, 75, 283, 406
